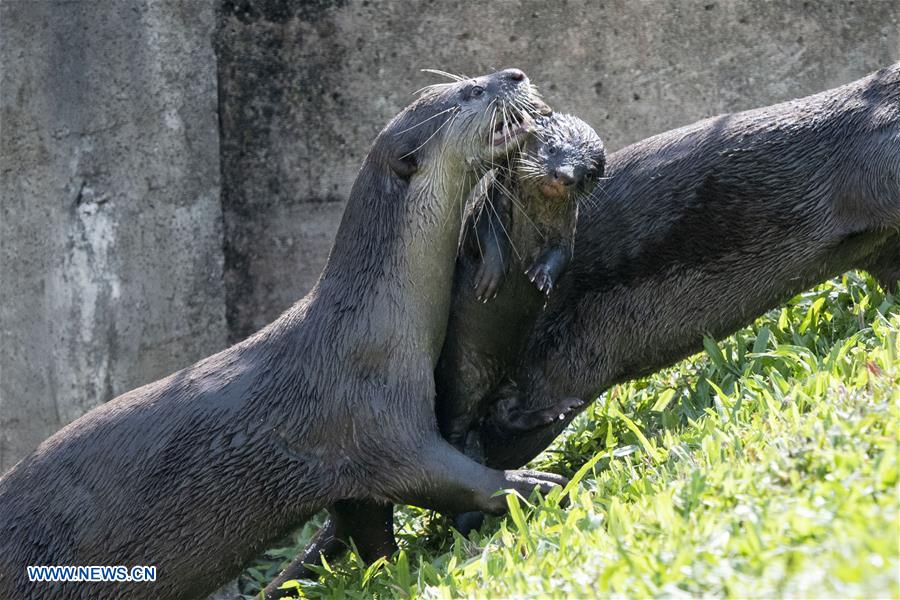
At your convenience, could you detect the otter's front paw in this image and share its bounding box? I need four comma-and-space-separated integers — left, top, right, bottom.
482, 469, 569, 514
474, 260, 505, 302
525, 262, 555, 296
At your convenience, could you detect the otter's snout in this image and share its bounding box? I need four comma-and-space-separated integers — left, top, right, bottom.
501, 68, 526, 82
495, 68, 552, 115
552, 165, 578, 186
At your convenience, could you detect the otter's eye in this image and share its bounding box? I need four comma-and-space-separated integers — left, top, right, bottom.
470, 86, 485, 98
547, 145, 557, 155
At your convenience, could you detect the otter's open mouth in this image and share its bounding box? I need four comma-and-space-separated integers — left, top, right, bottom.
491, 112, 532, 147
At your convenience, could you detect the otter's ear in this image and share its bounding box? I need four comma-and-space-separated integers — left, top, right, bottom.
388, 150, 418, 180
535, 99, 553, 117
388, 133, 420, 180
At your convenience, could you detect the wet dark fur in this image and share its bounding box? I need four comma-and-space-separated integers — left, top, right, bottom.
0, 69, 564, 600
438, 113, 606, 453
265, 114, 606, 594
482, 63, 900, 468
272, 65, 900, 592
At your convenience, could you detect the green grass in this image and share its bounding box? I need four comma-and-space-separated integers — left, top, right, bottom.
243, 272, 899, 599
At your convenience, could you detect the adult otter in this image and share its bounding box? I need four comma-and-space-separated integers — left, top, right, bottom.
0, 68, 564, 600
263, 113, 606, 596
481, 62, 900, 469
266, 64, 899, 595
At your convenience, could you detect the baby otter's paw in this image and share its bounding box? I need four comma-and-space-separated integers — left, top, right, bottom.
525, 262, 555, 296
474, 260, 505, 302
494, 396, 585, 432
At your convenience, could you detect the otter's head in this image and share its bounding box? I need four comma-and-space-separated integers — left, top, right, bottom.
373, 68, 551, 181
516, 114, 606, 202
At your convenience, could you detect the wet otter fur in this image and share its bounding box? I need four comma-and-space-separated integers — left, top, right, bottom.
269, 65, 900, 595
0, 68, 564, 600
482, 63, 900, 469
264, 113, 606, 595
438, 113, 606, 456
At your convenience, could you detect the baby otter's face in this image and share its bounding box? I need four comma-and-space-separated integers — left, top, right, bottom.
517, 114, 606, 201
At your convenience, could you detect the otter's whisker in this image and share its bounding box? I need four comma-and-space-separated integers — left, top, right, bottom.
487, 103, 500, 179
508, 100, 530, 157
500, 102, 514, 169
509, 97, 533, 120
400, 110, 459, 159
516, 156, 543, 170
483, 172, 522, 261
468, 172, 490, 259
490, 175, 546, 240
436, 111, 466, 231
413, 82, 455, 98
394, 106, 459, 136
581, 184, 612, 211
516, 162, 543, 172
421, 68, 466, 82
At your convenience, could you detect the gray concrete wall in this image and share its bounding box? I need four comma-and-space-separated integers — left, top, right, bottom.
1, 0, 898, 470
216, 0, 900, 341
0, 1, 226, 471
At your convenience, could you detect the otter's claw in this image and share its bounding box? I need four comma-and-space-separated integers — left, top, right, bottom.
525, 263, 554, 296
482, 469, 569, 514
474, 260, 505, 302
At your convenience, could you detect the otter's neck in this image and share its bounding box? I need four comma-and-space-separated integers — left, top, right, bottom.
316, 160, 475, 365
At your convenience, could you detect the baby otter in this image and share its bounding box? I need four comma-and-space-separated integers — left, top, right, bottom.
268, 114, 605, 594
438, 112, 606, 455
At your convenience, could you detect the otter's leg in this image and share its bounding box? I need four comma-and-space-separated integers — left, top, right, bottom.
327, 500, 397, 565
452, 511, 486, 535
266, 442, 566, 592
264, 501, 396, 597
472, 175, 513, 301
451, 431, 488, 535
525, 244, 572, 296
392, 436, 568, 516
526, 199, 576, 296
267, 441, 566, 595
866, 233, 899, 291
435, 340, 495, 453
263, 520, 341, 597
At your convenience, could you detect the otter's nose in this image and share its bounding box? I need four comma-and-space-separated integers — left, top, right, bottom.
502, 68, 527, 82
553, 165, 577, 186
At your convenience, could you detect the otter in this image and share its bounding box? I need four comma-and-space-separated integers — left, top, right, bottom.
0, 68, 565, 600
263, 113, 606, 596
266, 64, 899, 595
480, 62, 900, 469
